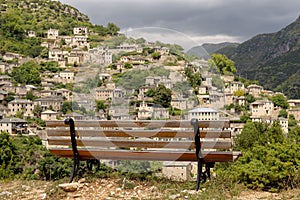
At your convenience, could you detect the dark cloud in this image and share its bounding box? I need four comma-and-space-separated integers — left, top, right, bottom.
59, 0, 300, 44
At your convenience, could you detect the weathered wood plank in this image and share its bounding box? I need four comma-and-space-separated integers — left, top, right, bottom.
47, 138, 232, 149
47, 129, 231, 138
49, 148, 238, 162
46, 120, 230, 129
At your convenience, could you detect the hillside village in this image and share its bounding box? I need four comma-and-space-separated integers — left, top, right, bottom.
1, 1, 300, 198
0, 23, 299, 139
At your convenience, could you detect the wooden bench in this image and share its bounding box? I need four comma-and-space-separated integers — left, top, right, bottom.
46, 118, 241, 190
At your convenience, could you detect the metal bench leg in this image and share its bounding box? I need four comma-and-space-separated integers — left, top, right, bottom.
65, 117, 80, 183
70, 155, 80, 183
196, 159, 203, 191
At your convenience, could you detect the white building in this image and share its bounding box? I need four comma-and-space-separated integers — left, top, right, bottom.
188, 107, 219, 121
47, 28, 59, 39
73, 27, 88, 35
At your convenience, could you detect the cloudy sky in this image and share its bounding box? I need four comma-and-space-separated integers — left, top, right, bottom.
59, 0, 300, 50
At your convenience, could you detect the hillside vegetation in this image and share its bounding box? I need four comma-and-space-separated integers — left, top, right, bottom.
0, 0, 119, 57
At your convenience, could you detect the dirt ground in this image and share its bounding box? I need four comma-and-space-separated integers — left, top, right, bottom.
0, 179, 299, 200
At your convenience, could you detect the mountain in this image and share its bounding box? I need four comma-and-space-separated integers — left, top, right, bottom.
187, 42, 239, 59
220, 16, 300, 98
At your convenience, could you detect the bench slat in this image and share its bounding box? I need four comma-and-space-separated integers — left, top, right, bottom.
46, 120, 230, 129
49, 148, 240, 162
47, 138, 232, 149
47, 129, 231, 138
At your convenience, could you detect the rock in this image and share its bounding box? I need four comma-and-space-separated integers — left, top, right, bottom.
110, 191, 115, 197
78, 178, 86, 183
59, 183, 79, 192
169, 194, 181, 200
0, 191, 12, 196
107, 184, 113, 188
41, 193, 47, 200
116, 187, 122, 192
150, 186, 158, 192
21, 185, 31, 191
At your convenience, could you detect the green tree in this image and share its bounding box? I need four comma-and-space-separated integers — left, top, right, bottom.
288, 126, 300, 143
209, 54, 236, 75
151, 52, 161, 60
0, 10, 25, 39
271, 94, 289, 109
124, 62, 132, 69
26, 91, 38, 101
278, 109, 288, 118
11, 61, 41, 85
152, 85, 172, 108
106, 22, 120, 36
33, 105, 43, 117
96, 100, 106, 112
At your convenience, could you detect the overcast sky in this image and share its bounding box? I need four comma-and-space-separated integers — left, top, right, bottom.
59, 0, 300, 50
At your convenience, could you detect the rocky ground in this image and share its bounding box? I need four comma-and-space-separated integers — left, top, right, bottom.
0, 178, 299, 200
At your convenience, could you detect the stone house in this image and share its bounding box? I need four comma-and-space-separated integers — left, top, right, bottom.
113, 87, 125, 99
247, 84, 263, 98
67, 55, 80, 66
68, 48, 87, 64
162, 161, 192, 181
0, 89, 8, 104
8, 99, 34, 117
250, 116, 288, 135
49, 48, 65, 61
188, 107, 220, 121
154, 46, 169, 55
198, 86, 208, 95
137, 101, 169, 120
250, 100, 274, 117
0, 105, 9, 117
224, 93, 234, 105
138, 85, 155, 100
152, 106, 169, 119
0, 75, 11, 82
73, 27, 88, 35
72, 35, 88, 47
116, 43, 139, 52
0, 62, 8, 73
145, 76, 172, 89
228, 81, 244, 94
288, 108, 300, 121
56, 88, 72, 101
120, 56, 130, 63
41, 110, 59, 121
99, 73, 112, 82
34, 97, 63, 112
171, 98, 187, 110
59, 71, 75, 84
27, 30, 36, 38
288, 99, 300, 108
0, 118, 28, 134
88, 47, 113, 66
95, 87, 114, 101
47, 28, 59, 39
234, 96, 246, 106
3, 52, 22, 61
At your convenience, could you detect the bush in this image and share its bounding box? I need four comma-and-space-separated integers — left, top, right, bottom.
218, 142, 300, 191
218, 121, 300, 191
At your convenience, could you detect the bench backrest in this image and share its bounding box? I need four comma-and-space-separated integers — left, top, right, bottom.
46, 119, 235, 162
